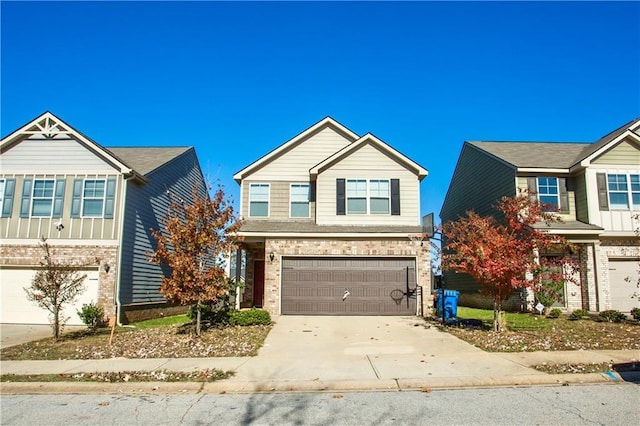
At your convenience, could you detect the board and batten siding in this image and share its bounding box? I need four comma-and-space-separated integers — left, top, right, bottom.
246, 127, 352, 181
440, 143, 516, 223
0, 174, 122, 240
315, 143, 420, 226
118, 148, 207, 306
241, 180, 315, 221
1, 137, 117, 174
592, 140, 640, 165
585, 166, 640, 233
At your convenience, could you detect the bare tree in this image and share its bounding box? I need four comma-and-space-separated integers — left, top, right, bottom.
24, 237, 90, 341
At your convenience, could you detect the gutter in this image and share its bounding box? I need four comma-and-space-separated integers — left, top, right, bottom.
114, 174, 134, 325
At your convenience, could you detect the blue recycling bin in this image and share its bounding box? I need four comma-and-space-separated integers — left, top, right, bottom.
435, 289, 460, 320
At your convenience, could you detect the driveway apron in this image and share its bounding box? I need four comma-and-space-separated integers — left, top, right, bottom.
231, 316, 543, 383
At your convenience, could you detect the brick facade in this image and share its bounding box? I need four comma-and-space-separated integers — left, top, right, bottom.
241, 238, 432, 317
0, 242, 118, 323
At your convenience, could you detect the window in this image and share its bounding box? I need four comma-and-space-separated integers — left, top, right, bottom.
0, 180, 4, 206
346, 179, 367, 214
290, 184, 310, 218
32, 179, 56, 216
537, 177, 559, 208
369, 179, 390, 214
82, 179, 106, 217
249, 183, 269, 217
631, 175, 640, 209
608, 174, 630, 209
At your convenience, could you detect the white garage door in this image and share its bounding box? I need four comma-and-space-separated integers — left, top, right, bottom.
0, 268, 100, 325
608, 260, 640, 312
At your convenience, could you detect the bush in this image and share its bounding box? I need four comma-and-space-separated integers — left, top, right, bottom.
569, 309, 589, 320
598, 310, 626, 323
229, 308, 271, 326
547, 308, 562, 319
76, 302, 105, 331
631, 307, 640, 321
187, 303, 231, 325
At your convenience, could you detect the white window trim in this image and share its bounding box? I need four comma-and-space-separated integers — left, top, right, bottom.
31, 178, 56, 217
289, 183, 310, 218
248, 183, 270, 218
536, 177, 560, 209
630, 174, 640, 210
0, 179, 5, 205
606, 173, 633, 211
345, 178, 391, 215
81, 178, 107, 218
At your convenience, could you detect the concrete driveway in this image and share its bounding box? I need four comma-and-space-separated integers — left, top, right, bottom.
231, 315, 543, 384
0, 324, 85, 349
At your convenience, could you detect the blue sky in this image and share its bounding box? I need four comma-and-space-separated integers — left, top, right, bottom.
2, 1, 639, 221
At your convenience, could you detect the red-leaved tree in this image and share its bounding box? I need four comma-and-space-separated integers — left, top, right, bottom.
149, 185, 242, 336
441, 191, 578, 332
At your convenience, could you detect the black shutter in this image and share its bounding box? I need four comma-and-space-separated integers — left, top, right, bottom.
336, 179, 345, 215
596, 173, 609, 211
391, 179, 400, 215
558, 178, 569, 214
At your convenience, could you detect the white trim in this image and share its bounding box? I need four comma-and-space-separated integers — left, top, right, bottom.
518, 167, 570, 174
233, 117, 359, 182
310, 133, 428, 178
578, 130, 640, 167
248, 183, 270, 218
345, 178, 391, 215
289, 183, 311, 219
80, 178, 108, 218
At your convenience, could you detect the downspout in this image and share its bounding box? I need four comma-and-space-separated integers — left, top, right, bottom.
114, 174, 134, 325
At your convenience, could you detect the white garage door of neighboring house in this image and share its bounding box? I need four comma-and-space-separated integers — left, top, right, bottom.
281, 257, 417, 315
0, 268, 100, 325
608, 260, 640, 312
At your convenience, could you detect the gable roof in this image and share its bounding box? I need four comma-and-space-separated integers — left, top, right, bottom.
468, 117, 640, 172
1, 112, 194, 181
107, 147, 193, 176
233, 117, 359, 182
309, 133, 428, 179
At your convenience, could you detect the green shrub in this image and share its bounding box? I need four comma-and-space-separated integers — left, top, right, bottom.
598, 310, 626, 323
187, 303, 231, 325
631, 307, 640, 321
76, 302, 105, 331
229, 308, 271, 326
569, 309, 589, 320
547, 308, 562, 319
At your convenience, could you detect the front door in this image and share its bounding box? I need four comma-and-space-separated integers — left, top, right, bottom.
253, 260, 265, 308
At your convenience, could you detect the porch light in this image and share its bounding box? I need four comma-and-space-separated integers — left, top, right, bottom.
103, 264, 111, 273
269, 251, 275, 262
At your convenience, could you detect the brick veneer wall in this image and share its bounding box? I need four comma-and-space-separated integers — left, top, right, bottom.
0, 242, 118, 323
244, 238, 432, 317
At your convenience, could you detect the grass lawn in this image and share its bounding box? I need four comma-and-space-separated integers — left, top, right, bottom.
435, 307, 640, 352
1, 369, 232, 383
0, 314, 272, 361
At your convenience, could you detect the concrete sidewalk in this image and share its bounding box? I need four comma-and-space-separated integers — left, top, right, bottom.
1, 316, 638, 394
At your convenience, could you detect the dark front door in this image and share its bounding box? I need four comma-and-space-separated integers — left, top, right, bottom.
253, 260, 265, 308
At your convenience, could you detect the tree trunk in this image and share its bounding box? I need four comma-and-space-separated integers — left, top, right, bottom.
53, 308, 60, 341
195, 304, 201, 337
493, 296, 506, 332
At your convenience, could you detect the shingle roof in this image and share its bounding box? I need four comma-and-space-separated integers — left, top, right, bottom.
106, 147, 192, 176
532, 220, 604, 232
467, 141, 589, 168
240, 221, 423, 234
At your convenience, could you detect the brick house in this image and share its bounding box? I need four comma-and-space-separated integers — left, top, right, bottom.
0, 112, 208, 324
232, 117, 431, 316
441, 118, 640, 312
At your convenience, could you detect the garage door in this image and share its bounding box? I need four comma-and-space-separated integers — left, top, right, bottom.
282, 257, 417, 315
0, 268, 100, 325
608, 260, 640, 312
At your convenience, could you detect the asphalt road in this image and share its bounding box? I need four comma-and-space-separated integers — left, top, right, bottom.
2, 383, 639, 425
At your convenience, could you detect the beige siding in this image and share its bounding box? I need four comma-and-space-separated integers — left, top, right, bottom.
0, 174, 122, 240
241, 180, 315, 221
441, 144, 516, 223
316, 143, 420, 226
516, 175, 577, 221
248, 127, 352, 181
592, 140, 640, 165
1, 138, 116, 173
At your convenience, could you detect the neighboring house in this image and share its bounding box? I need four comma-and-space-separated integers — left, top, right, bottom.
0, 112, 207, 325
232, 117, 430, 317
441, 118, 640, 313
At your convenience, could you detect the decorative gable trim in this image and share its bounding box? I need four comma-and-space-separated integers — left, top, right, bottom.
309, 133, 428, 179
233, 117, 359, 182
1, 112, 146, 182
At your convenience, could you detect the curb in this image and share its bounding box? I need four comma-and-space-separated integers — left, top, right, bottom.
0, 372, 629, 395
